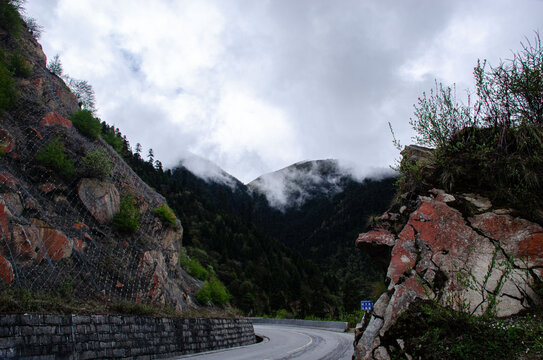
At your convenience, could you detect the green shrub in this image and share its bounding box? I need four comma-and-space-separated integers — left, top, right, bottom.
0, 61, 16, 112
179, 248, 209, 280
102, 127, 124, 154
342, 310, 364, 328
196, 277, 231, 306
0, 1, 24, 37
399, 33, 543, 222
112, 194, 140, 234
9, 52, 31, 78
35, 137, 75, 179
275, 308, 293, 319
70, 110, 101, 139
79, 148, 112, 178
152, 203, 177, 227
108, 301, 156, 316
387, 300, 543, 360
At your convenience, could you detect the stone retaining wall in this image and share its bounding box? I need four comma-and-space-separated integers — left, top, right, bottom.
0, 314, 255, 359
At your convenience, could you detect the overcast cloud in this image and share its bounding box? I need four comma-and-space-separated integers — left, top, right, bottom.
25, 0, 543, 183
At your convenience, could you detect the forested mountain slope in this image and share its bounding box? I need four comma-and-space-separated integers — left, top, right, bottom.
0, 1, 397, 319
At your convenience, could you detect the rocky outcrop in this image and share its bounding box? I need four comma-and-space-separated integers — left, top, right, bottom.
0, 21, 199, 311
39, 112, 72, 129
354, 189, 543, 360
77, 178, 120, 224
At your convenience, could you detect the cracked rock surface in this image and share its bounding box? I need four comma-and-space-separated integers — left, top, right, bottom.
353, 189, 543, 360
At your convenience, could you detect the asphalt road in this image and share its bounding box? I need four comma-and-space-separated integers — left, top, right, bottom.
175, 324, 354, 360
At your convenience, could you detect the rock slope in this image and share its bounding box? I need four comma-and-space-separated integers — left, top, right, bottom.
0, 19, 199, 310
353, 187, 543, 359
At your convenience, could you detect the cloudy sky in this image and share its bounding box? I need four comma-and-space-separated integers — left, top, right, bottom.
25, 0, 543, 184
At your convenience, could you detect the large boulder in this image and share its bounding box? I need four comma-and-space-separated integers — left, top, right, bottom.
10, 223, 41, 265
31, 219, 73, 261
39, 227, 73, 261
354, 190, 543, 360
78, 178, 120, 224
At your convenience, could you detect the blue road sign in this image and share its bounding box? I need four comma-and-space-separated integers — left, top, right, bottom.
361, 301, 373, 311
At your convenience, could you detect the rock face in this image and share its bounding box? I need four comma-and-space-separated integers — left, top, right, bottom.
0, 22, 199, 311
0, 256, 14, 284
39, 112, 72, 129
78, 178, 120, 224
354, 189, 543, 360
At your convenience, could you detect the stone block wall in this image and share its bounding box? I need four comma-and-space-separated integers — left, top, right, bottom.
0, 314, 255, 359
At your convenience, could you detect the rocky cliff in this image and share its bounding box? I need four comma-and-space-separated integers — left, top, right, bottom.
0, 16, 199, 311
353, 147, 543, 359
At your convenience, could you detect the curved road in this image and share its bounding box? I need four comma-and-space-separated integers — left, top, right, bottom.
175, 324, 353, 360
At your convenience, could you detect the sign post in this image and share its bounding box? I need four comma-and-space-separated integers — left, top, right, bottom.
358, 300, 373, 327
360, 301, 373, 311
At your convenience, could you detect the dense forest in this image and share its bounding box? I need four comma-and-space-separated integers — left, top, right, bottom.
100, 122, 396, 318
0, 0, 396, 319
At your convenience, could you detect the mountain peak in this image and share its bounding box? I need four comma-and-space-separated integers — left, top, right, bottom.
177, 154, 244, 189
248, 159, 352, 210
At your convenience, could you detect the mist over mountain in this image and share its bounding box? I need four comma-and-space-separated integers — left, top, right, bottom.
248, 160, 397, 263
248, 159, 395, 211
248, 159, 350, 210
178, 154, 246, 190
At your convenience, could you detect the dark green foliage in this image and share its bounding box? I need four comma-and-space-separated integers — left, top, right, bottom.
9, 52, 31, 78
385, 300, 543, 360
179, 248, 209, 280
0, 288, 72, 314
432, 125, 543, 221
35, 137, 75, 179
196, 277, 231, 306
0, 61, 16, 112
79, 148, 112, 179
108, 301, 156, 316
152, 203, 177, 226
112, 194, 140, 234
0, 0, 24, 37
70, 109, 101, 139
102, 126, 125, 154
106, 123, 394, 317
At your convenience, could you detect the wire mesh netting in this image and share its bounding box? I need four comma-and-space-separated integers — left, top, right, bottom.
0, 64, 190, 310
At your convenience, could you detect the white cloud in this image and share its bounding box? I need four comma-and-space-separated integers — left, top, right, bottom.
25, 0, 543, 183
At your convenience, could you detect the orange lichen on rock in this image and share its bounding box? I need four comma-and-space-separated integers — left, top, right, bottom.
39, 112, 72, 129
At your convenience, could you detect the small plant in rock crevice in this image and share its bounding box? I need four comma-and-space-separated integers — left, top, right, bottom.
112, 193, 140, 235
35, 137, 75, 179
79, 148, 112, 179
152, 203, 177, 227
